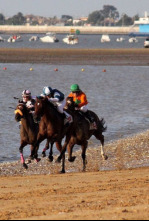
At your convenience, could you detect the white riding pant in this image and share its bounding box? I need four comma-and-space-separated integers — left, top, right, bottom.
79, 105, 88, 113
55, 99, 66, 114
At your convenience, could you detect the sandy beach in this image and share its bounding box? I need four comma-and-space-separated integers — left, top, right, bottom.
0, 130, 149, 220
1, 48, 149, 65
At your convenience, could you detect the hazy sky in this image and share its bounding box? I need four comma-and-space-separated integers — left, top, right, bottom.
0, 0, 148, 18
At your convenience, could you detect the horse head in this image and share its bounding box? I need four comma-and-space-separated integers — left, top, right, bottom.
34, 96, 48, 118
65, 97, 76, 112
15, 103, 28, 122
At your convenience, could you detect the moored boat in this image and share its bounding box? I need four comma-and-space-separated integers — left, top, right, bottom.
8, 35, 23, 43
29, 36, 39, 42
40, 32, 59, 43
63, 34, 79, 45
101, 35, 111, 43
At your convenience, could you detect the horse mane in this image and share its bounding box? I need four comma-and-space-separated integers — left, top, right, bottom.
37, 96, 60, 117
17, 103, 37, 131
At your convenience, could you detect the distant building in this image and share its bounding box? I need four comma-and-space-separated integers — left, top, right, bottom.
130, 12, 149, 37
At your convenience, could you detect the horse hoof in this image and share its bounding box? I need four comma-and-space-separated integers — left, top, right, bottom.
26, 159, 32, 164
102, 155, 108, 160
60, 170, 65, 174
56, 157, 61, 164
23, 163, 28, 170
68, 156, 76, 163
35, 158, 41, 163
42, 152, 46, 158
48, 156, 54, 162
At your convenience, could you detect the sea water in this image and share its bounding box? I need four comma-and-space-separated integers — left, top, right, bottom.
0, 64, 149, 162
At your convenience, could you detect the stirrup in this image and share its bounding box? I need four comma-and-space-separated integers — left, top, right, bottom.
64, 116, 73, 125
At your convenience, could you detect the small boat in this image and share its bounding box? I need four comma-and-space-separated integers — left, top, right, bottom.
129, 37, 138, 43
63, 34, 79, 45
8, 35, 23, 43
29, 36, 39, 42
101, 35, 111, 43
0, 36, 5, 42
40, 32, 59, 43
116, 37, 125, 42
144, 38, 149, 48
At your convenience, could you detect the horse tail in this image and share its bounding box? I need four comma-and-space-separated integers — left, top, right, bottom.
98, 118, 107, 133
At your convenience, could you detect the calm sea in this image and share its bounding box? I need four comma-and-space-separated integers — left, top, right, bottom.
0, 64, 149, 162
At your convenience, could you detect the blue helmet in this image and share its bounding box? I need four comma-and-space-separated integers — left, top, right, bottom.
43, 86, 52, 96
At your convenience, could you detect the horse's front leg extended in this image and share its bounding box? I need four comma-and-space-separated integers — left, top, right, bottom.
19, 142, 28, 169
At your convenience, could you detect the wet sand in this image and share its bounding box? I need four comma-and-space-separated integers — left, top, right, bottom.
0, 130, 149, 220
1, 48, 149, 65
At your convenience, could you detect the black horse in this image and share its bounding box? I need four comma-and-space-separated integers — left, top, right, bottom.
57, 97, 108, 172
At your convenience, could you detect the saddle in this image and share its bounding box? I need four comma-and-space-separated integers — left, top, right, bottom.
78, 111, 97, 130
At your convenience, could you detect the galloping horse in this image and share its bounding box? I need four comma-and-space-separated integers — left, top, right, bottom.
57, 97, 108, 172
15, 103, 41, 169
34, 97, 73, 173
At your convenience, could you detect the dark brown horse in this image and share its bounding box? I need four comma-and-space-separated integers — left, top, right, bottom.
57, 97, 108, 172
34, 97, 73, 173
15, 103, 41, 169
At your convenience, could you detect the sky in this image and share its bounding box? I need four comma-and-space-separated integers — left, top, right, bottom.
0, 0, 148, 18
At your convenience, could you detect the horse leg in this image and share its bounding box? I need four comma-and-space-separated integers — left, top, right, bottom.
48, 142, 54, 162
94, 133, 108, 160
26, 145, 35, 164
56, 135, 70, 163
34, 134, 46, 162
67, 139, 76, 163
42, 139, 50, 158
55, 141, 65, 174
81, 141, 88, 172
19, 142, 28, 169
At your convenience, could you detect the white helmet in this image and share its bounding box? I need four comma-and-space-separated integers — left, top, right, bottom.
43, 86, 52, 96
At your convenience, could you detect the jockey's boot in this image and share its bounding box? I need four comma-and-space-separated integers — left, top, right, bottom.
84, 111, 97, 130
63, 111, 73, 126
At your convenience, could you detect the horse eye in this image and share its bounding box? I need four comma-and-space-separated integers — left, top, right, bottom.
37, 103, 40, 106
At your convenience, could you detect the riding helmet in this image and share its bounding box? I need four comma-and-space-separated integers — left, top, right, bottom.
43, 86, 52, 96
70, 84, 80, 93
22, 90, 31, 97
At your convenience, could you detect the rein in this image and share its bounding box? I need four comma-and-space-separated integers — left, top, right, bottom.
14, 109, 23, 117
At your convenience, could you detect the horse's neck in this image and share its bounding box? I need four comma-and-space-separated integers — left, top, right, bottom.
45, 104, 60, 121
21, 114, 36, 133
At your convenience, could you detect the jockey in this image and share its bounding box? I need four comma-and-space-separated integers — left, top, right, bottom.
68, 84, 97, 130
42, 86, 73, 125
21, 90, 35, 114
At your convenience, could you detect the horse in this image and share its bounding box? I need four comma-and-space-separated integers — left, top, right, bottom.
34, 97, 73, 173
56, 97, 108, 172
15, 103, 51, 169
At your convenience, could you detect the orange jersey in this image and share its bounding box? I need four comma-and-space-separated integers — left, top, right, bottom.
68, 92, 88, 108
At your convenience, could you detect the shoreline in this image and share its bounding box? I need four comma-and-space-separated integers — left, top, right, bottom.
0, 129, 149, 177
1, 48, 149, 65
